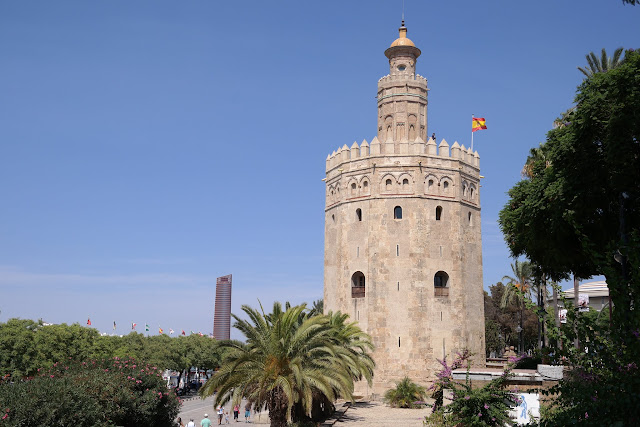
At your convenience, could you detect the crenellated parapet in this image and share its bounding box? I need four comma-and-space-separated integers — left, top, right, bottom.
325, 137, 480, 172
377, 73, 428, 84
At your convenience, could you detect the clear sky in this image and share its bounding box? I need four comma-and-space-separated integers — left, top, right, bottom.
1, 1, 637, 339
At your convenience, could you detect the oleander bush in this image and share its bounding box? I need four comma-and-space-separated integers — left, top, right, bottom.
0, 357, 180, 426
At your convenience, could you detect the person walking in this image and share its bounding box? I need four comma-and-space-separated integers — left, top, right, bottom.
187, 419, 196, 427
201, 413, 212, 427
216, 406, 224, 425
244, 402, 251, 423
233, 404, 240, 422
177, 417, 185, 427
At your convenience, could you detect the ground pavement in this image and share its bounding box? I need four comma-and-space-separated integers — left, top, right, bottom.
178, 397, 430, 426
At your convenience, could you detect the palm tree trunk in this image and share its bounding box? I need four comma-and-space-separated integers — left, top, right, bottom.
269, 388, 288, 427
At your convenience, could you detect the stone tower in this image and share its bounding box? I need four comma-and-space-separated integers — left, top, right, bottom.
323, 22, 485, 396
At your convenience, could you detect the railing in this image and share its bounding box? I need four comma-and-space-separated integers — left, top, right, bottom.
434, 287, 449, 297
351, 287, 366, 298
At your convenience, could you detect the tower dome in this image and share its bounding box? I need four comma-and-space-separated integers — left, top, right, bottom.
385, 21, 421, 59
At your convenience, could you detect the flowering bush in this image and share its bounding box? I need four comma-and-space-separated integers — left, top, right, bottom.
539, 303, 640, 426
425, 350, 519, 426
0, 357, 180, 426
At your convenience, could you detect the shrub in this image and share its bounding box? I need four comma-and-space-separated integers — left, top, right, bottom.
425, 350, 519, 426
539, 305, 640, 425
383, 377, 426, 408
0, 357, 180, 426
514, 355, 541, 370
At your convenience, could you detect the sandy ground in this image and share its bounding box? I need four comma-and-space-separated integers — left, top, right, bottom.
179, 397, 430, 426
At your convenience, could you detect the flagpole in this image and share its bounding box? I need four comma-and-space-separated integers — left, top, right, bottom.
471, 114, 474, 152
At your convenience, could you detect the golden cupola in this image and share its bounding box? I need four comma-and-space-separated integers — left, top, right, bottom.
385, 20, 421, 59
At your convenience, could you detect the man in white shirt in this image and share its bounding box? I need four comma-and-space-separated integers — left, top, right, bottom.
186, 419, 196, 427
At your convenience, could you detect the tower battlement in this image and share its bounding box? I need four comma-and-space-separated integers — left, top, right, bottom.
377, 73, 428, 84
325, 137, 480, 172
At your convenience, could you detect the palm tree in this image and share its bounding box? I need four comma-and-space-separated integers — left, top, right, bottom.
577, 47, 625, 78
501, 260, 533, 354
383, 377, 426, 408
199, 302, 374, 427
521, 144, 552, 178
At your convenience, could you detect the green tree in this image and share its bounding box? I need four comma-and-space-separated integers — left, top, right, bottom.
383, 377, 426, 408
199, 302, 374, 427
499, 49, 640, 424
0, 318, 41, 378
577, 47, 625, 78
499, 49, 640, 335
501, 260, 533, 354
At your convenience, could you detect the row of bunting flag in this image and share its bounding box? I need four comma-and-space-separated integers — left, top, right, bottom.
86, 318, 209, 337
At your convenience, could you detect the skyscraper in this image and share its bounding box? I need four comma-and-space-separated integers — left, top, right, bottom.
213, 274, 232, 340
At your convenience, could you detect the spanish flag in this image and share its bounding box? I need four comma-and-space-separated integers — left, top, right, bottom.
472, 117, 487, 132
159, 327, 164, 334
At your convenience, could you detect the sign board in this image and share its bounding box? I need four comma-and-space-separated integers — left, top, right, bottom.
510, 393, 540, 424
559, 309, 567, 324
578, 294, 590, 312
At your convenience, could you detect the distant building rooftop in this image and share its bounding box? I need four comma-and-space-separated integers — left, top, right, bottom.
562, 280, 609, 298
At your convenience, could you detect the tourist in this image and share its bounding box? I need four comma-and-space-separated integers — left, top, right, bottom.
177, 417, 185, 427
217, 406, 224, 425
201, 413, 212, 427
244, 402, 251, 422
187, 419, 196, 427
233, 404, 240, 422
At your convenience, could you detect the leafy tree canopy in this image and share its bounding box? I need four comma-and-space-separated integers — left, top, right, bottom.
499, 49, 640, 333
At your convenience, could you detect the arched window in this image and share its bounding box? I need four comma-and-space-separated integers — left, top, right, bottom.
386, 179, 392, 190
434, 271, 449, 297
363, 180, 369, 193
351, 183, 357, 196
462, 183, 468, 197
402, 178, 409, 186
356, 208, 362, 221
470, 186, 475, 199
351, 271, 366, 298
394, 206, 403, 219
443, 181, 449, 193
436, 206, 442, 221
428, 179, 434, 192
468, 212, 472, 225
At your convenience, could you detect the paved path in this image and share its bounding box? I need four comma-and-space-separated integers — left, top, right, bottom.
178, 395, 270, 425
178, 397, 429, 426
330, 402, 429, 426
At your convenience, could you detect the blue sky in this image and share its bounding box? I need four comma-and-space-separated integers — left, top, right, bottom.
1, 1, 637, 339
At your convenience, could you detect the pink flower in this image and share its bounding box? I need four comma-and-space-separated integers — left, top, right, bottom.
585, 412, 589, 419
484, 404, 489, 409
2, 414, 7, 420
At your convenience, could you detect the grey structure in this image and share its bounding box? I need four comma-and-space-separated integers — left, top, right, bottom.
323, 23, 485, 396
213, 274, 232, 340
